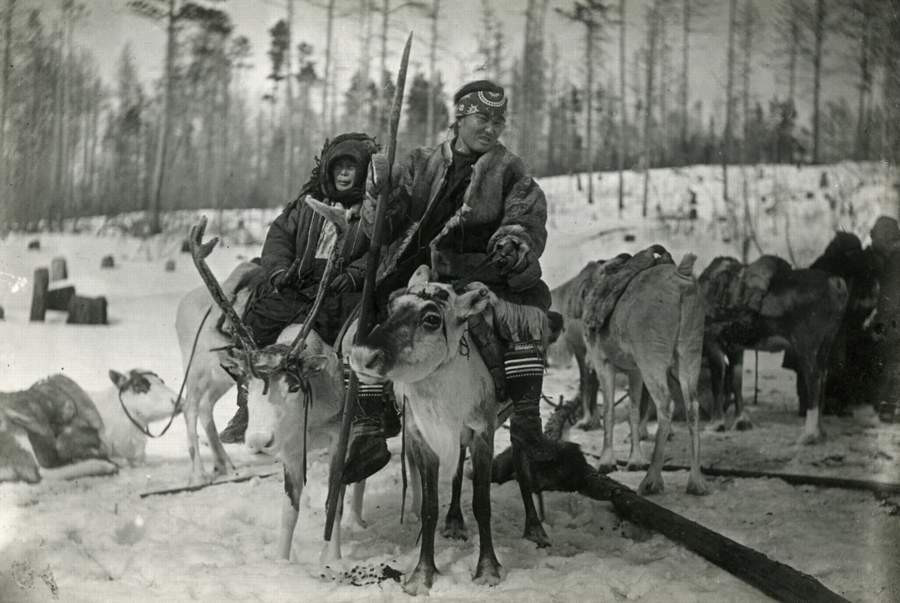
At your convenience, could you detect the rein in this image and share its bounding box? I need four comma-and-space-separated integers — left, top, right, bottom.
117, 306, 212, 439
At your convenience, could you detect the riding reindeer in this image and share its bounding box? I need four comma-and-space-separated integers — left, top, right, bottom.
349, 266, 588, 595
184, 207, 365, 562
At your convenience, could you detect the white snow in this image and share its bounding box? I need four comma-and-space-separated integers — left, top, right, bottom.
1, 161, 899, 602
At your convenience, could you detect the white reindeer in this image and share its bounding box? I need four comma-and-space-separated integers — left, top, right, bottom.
187, 206, 366, 562
0, 370, 179, 482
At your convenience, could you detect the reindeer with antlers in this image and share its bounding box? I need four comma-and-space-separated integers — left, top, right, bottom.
180, 196, 372, 561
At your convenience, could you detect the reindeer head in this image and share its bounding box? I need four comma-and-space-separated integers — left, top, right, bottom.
219, 329, 335, 455
109, 369, 179, 425
350, 265, 493, 385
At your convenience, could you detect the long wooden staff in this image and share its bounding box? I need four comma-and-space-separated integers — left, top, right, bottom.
323, 32, 413, 541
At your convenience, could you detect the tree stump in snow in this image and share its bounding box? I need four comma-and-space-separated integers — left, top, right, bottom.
180, 239, 191, 253
30, 268, 50, 321
164, 259, 176, 272
50, 257, 68, 281
100, 255, 115, 269
0, 305, 4, 320
27, 239, 40, 250
66, 295, 108, 325
45, 286, 76, 312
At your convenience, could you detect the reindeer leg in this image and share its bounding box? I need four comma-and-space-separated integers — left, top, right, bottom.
199, 393, 234, 479
705, 342, 728, 432
595, 362, 618, 473
511, 432, 550, 548
183, 386, 207, 486
625, 371, 650, 471
471, 429, 503, 586
320, 486, 345, 563
729, 352, 754, 430
637, 372, 671, 495
350, 480, 367, 529
573, 354, 597, 430
441, 446, 467, 540
279, 467, 302, 560
798, 358, 826, 445
403, 436, 439, 596
676, 352, 709, 496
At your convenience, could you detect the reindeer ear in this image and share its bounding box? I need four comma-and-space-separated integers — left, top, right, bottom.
304, 196, 348, 233
109, 370, 127, 390
219, 349, 247, 379
455, 284, 492, 318
301, 354, 331, 376
408, 265, 431, 289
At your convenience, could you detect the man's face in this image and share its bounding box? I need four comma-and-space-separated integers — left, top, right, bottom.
457, 112, 505, 154
332, 158, 358, 192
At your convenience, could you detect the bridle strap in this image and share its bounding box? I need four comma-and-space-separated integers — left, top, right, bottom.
117, 306, 211, 439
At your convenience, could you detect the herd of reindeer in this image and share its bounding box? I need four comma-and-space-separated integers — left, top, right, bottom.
166, 196, 897, 594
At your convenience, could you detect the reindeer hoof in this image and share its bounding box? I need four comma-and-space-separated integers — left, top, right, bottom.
798, 430, 825, 445
524, 522, 550, 548
473, 556, 503, 586
686, 475, 711, 496
638, 473, 664, 495
403, 564, 436, 596
441, 516, 467, 541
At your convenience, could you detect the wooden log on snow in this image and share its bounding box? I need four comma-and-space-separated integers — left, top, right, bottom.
623, 462, 900, 496
46, 285, 76, 312
27, 239, 40, 250
50, 256, 68, 281
29, 267, 49, 321
577, 472, 848, 602
66, 295, 108, 325
100, 254, 115, 269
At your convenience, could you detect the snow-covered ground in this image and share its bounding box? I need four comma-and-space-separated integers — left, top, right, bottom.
1, 162, 898, 602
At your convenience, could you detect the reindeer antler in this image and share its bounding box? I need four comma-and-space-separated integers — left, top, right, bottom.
189, 216, 258, 353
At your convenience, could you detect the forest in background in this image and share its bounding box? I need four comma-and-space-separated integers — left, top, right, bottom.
1, 0, 899, 234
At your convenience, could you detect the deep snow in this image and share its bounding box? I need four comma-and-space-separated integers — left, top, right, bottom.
1, 161, 899, 602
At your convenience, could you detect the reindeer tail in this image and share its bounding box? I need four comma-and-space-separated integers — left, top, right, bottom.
675, 253, 698, 282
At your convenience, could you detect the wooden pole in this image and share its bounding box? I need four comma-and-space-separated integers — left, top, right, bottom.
577, 473, 849, 602
323, 32, 413, 542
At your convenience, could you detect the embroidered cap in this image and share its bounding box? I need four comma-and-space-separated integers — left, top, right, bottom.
453, 80, 508, 122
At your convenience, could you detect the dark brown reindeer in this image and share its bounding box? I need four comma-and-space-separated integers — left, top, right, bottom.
349, 266, 575, 595
700, 255, 848, 443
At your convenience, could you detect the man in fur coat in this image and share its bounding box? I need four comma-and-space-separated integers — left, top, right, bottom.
341, 80, 587, 491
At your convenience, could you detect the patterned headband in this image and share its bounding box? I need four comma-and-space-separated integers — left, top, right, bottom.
454, 90, 508, 121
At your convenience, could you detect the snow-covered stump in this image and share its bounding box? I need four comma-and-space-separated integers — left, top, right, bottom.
100, 255, 115, 269
164, 259, 176, 272
577, 473, 849, 602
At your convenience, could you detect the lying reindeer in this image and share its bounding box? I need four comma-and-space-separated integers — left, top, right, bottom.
187, 208, 366, 562
577, 248, 708, 496
700, 255, 848, 444
349, 266, 587, 595
0, 370, 178, 481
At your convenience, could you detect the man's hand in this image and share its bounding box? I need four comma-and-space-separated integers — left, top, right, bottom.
269, 267, 295, 293
327, 272, 357, 295
489, 235, 530, 274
